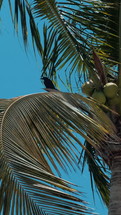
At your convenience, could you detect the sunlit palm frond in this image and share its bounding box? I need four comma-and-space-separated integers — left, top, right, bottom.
33, 0, 119, 77
5, 0, 120, 82
99, 0, 119, 64
0, 160, 91, 215
0, 98, 15, 113
0, 92, 119, 214
33, 0, 93, 77
1, 93, 104, 215
0, 98, 19, 124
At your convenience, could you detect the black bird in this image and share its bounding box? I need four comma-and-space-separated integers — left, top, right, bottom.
41, 77, 56, 90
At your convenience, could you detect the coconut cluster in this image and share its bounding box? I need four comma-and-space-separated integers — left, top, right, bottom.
82, 81, 120, 113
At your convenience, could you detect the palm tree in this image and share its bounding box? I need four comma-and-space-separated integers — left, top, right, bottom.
1, 0, 121, 214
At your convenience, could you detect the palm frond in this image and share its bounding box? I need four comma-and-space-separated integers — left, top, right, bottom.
40, 24, 61, 80
99, 0, 119, 64
0, 92, 119, 214
26, 4, 43, 56
0, 0, 3, 8
0, 98, 15, 113
1, 93, 104, 215
8, 0, 28, 45
4, 0, 120, 83
7, 0, 43, 55
80, 140, 110, 206
33, 0, 119, 79
33, 0, 93, 77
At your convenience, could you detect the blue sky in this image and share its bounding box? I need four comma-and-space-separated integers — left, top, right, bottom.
0, 1, 108, 214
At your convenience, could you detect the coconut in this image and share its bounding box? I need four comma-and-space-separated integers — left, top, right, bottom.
81, 80, 94, 96
103, 82, 118, 99
92, 91, 106, 104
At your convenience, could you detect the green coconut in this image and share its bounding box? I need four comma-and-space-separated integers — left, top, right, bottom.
92, 91, 106, 104
103, 82, 118, 99
81, 80, 94, 96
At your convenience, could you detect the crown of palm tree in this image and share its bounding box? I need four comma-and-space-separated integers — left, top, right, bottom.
1, 0, 121, 214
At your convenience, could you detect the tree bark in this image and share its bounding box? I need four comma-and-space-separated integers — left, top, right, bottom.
108, 156, 121, 215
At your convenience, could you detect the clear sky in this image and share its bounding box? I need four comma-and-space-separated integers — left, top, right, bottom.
0, 1, 108, 214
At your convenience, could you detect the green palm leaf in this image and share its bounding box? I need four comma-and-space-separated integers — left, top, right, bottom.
80, 140, 110, 206
0, 0, 3, 8
33, 0, 119, 76
4, 0, 120, 82
33, 0, 93, 76
40, 24, 61, 79
7, 0, 43, 55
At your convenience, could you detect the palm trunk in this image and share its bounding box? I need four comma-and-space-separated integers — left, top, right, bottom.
108, 156, 121, 215
118, 0, 121, 89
